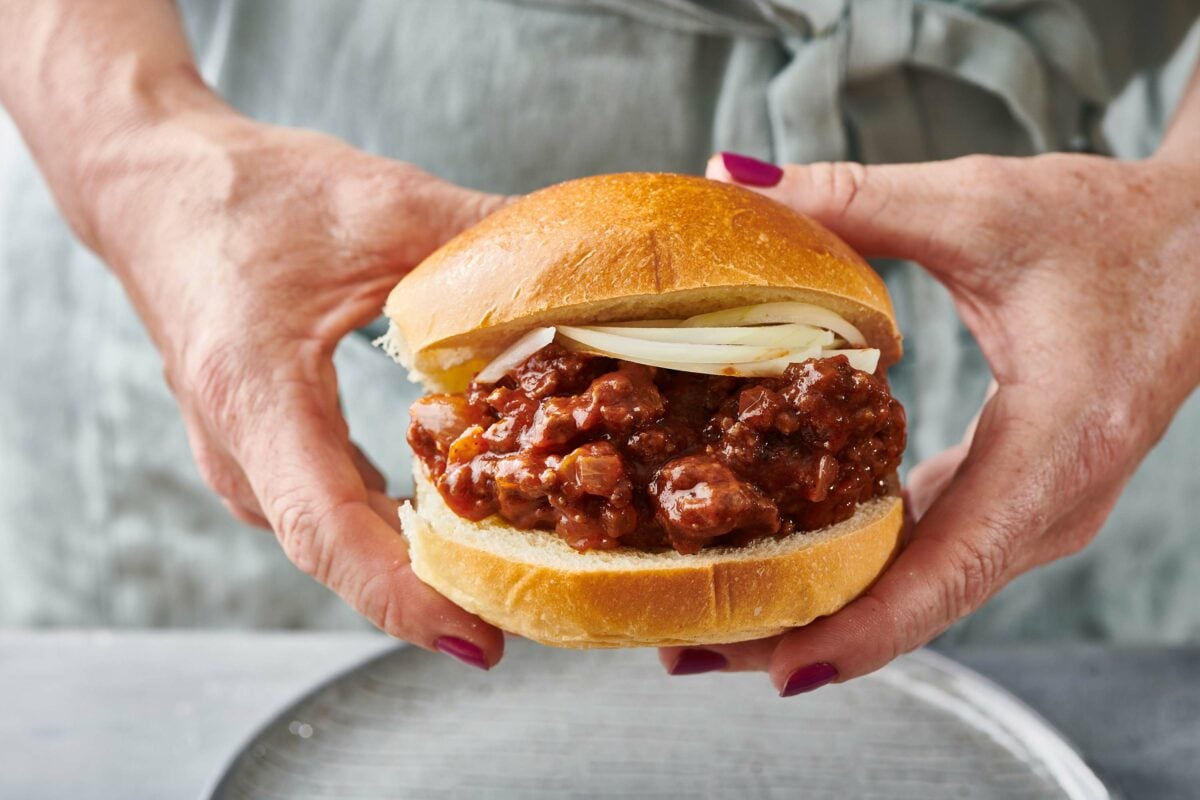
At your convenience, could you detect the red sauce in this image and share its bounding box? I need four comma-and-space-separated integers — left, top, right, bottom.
408, 344, 905, 554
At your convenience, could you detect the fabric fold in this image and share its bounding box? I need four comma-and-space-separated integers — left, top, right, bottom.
514, 0, 1111, 160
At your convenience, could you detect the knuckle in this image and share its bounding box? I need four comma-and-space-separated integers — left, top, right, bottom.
357, 564, 415, 638
1077, 400, 1138, 484
1045, 397, 1140, 503
182, 342, 255, 439
272, 494, 334, 584
811, 161, 872, 218
944, 524, 1013, 614
855, 593, 907, 664
196, 455, 240, 501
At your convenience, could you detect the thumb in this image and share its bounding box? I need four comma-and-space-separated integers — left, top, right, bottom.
706, 152, 1000, 271
408, 172, 516, 243
349, 161, 516, 271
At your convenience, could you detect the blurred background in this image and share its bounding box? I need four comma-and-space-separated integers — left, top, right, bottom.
0, 0, 1197, 641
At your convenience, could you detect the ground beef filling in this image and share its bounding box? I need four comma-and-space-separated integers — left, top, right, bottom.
408, 344, 905, 554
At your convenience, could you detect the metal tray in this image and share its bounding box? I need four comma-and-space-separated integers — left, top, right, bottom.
207, 640, 1108, 799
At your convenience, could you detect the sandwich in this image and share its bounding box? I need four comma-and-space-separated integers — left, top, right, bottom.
379, 172, 905, 648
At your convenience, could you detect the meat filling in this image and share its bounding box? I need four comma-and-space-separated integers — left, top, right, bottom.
408, 344, 905, 554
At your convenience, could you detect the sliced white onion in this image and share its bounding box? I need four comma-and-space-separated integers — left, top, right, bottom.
558, 325, 797, 364
590, 346, 823, 378
582, 323, 831, 348
597, 319, 682, 328
681, 302, 867, 347
474, 326, 556, 384
472, 303, 881, 384
824, 348, 880, 374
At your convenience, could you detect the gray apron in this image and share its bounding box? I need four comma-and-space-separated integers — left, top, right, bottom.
0, 0, 1196, 639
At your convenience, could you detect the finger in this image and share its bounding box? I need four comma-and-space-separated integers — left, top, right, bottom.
221, 498, 271, 529
906, 380, 997, 520
965, 380, 999, 443
766, 390, 1057, 692
367, 490, 403, 535
706, 153, 1004, 271
361, 164, 516, 268
183, 415, 266, 520
349, 442, 387, 493
319, 172, 517, 340
234, 375, 504, 668
905, 442, 968, 521
659, 636, 781, 675
414, 177, 515, 245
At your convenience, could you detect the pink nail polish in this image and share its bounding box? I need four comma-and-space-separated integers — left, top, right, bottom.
435, 636, 490, 671
669, 649, 728, 676
719, 151, 783, 187
780, 662, 837, 697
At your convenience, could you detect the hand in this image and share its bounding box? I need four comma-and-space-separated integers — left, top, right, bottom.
660, 150, 1200, 693
94, 111, 511, 668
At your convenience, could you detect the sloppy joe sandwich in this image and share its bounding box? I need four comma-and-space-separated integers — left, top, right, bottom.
379, 172, 906, 648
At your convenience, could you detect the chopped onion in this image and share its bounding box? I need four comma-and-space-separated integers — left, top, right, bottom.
558, 325, 799, 364
582, 323, 831, 348
681, 302, 867, 347
474, 326, 556, 384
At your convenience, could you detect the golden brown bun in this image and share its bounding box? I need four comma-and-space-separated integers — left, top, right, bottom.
382, 172, 900, 391
401, 465, 904, 649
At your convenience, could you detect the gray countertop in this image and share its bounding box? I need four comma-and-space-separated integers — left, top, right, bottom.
1, 632, 1195, 799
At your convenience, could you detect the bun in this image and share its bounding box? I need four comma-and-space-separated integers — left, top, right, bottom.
382, 172, 900, 391
401, 465, 903, 649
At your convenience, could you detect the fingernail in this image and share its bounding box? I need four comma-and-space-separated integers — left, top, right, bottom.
435, 636, 490, 671
780, 662, 837, 697
669, 648, 728, 676
719, 152, 783, 187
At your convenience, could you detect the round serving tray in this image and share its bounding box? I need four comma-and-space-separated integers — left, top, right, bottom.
207, 639, 1108, 799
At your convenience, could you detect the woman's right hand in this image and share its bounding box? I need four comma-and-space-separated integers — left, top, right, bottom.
0, 0, 509, 667
82, 104, 511, 669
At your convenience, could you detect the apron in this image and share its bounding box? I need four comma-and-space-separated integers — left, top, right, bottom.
0, 0, 1196, 639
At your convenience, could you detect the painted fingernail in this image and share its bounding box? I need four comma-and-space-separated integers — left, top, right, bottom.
669, 648, 728, 676
780, 662, 838, 697
435, 636, 490, 671
719, 152, 784, 187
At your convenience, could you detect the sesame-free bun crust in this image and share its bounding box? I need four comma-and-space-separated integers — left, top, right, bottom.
383, 173, 900, 391
402, 466, 904, 649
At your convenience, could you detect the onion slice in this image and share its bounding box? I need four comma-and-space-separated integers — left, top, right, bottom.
596, 319, 682, 328
582, 323, 831, 348
608, 346, 823, 377
558, 325, 809, 364
824, 348, 880, 374
474, 326, 556, 384
681, 302, 867, 347
566, 347, 879, 378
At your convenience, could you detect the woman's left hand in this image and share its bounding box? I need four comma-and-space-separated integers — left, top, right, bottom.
659, 149, 1200, 694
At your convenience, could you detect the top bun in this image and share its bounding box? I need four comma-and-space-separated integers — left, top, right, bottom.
382, 173, 900, 391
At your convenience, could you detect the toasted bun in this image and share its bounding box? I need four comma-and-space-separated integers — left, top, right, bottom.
382, 172, 900, 391
402, 465, 903, 649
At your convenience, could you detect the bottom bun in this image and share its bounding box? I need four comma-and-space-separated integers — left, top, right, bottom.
401, 466, 904, 649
